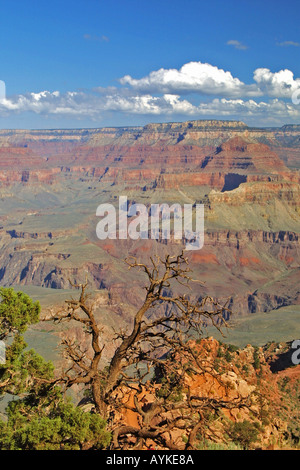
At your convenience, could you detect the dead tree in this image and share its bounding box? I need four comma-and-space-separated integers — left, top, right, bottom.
44, 251, 250, 449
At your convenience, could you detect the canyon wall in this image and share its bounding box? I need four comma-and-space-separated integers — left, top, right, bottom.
0, 119, 299, 318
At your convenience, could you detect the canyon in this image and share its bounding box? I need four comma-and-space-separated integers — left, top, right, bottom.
0, 119, 299, 354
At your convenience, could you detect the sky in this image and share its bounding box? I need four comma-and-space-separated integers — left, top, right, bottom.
1, 0, 300, 129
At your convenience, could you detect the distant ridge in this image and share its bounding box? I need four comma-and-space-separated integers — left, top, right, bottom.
280, 124, 300, 131
143, 120, 248, 132
2, 119, 300, 134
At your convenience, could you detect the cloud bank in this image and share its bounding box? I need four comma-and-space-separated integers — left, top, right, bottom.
1, 61, 300, 125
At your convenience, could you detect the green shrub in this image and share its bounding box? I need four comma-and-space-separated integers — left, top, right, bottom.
229, 420, 259, 450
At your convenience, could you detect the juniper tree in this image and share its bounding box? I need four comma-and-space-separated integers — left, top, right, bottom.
0, 287, 52, 396
45, 251, 251, 450
0, 287, 111, 450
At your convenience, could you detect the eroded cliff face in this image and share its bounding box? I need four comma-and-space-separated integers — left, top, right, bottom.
0, 119, 299, 320
0, 121, 299, 196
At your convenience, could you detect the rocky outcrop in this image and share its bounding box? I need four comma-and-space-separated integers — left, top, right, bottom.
108, 337, 290, 450
209, 181, 300, 205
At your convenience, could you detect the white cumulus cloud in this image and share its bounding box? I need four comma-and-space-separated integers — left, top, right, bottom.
254, 68, 300, 98
120, 61, 260, 97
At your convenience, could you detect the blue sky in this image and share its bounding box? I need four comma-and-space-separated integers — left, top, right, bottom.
1, 0, 300, 128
